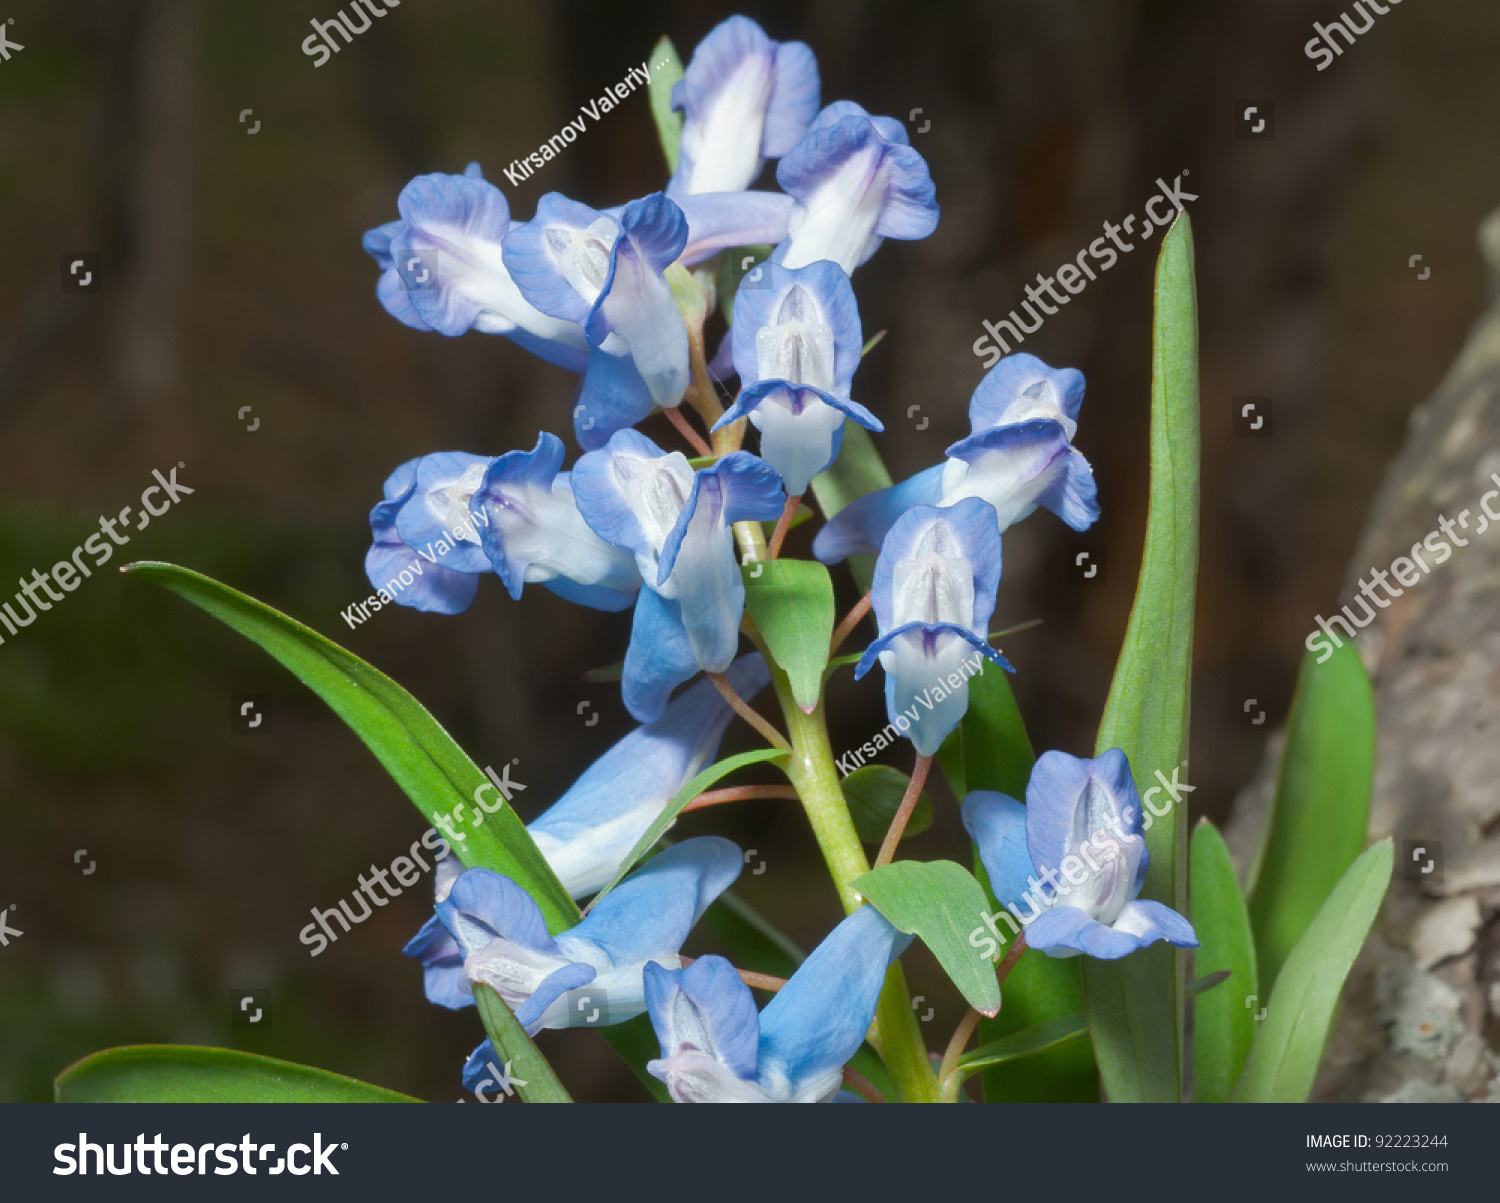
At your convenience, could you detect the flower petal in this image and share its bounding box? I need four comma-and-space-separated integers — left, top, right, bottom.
673, 191, 796, 265
560, 836, 742, 969
528, 654, 770, 899
621, 587, 702, 723
755, 906, 911, 1101
572, 344, 658, 451
942, 421, 1099, 533
961, 790, 1037, 915
853, 624, 1009, 756
967, 353, 1085, 439
392, 452, 496, 575
868, 499, 1003, 640
730, 260, 863, 395
366, 472, 481, 615
644, 956, 761, 1081
401, 915, 472, 1010
810, 463, 946, 564
435, 867, 562, 962
573, 428, 694, 582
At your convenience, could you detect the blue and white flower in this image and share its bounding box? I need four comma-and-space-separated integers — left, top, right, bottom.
961, 749, 1198, 959
503, 191, 691, 447
405, 837, 741, 1033
643, 905, 910, 1102
572, 429, 786, 722
467, 432, 641, 611
854, 499, 1012, 756
713, 260, 882, 496
362, 164, 588, 367
365, 454, 490, 615
814, 353, 1098, 564
528, 654, 771, 898
667, 15, 820, 198
774, 101, 939, 274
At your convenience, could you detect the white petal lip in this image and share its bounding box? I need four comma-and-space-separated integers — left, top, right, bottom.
680, 51, 776, 194
779, 140, 891, 272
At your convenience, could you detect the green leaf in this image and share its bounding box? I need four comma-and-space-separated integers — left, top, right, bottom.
125, 562, 578, 934
55, 1046, 419, 1103
647, 36, 684, 172
474, 985, 573, 1103
1247, 640, 1375, 991
1232, 840, 1392, 1102
809, 422, 894, 593
957, 661, 1034, 801
1083, 211, 1200, 1103
1190, 820, 1258, 1103
853, 861, 1001, 1016
587, 747, 788, 908
843, 764, 934, 845
952, 1012, 1089, 1080
742, 560, 835, 712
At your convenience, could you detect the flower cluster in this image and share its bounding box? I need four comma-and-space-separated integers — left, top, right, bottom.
365, 14, 1195, 1102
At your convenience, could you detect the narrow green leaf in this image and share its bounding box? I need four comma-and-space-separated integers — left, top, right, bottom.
843, 764, 934, 845
56, 1046, 419, 1103
125, 562, 578, 934
1247, 640, 1375, 991
1084, 212, 1200, 1103
588, 747, 788, 908
853, 861, 1001, 1016
953, 1012, 1089, 1080
1188, 969, 1232, 997
1190, 820, 1258, 1103
742, 560, 835, 712
810, 421, 894, 593
1232, 841, 1393, 1102
474, 985, 573, 1103
647, 36, 684, 172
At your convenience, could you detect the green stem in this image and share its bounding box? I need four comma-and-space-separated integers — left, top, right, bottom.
762, 648, 941, 1103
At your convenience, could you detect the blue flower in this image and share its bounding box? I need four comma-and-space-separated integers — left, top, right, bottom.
774, 101, 939, 274
528, 654, 771, 898
405, 837, 741, 1033
667, 15, 821, 198
365, 454, 491, 615
961, 749, 1198, 959
853, 499, 1012, 756
813, 352, 1098, 563
362, 164, 588, 368
504, 192, 691, 447
572, 430, 785, 722
467, 432, 641, 611
712, 260, 883, 496
643, 905, 910, 1102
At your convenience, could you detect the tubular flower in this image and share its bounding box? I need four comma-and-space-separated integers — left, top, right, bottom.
572, 430, 785, 722
813, 353, 1098, 564
714, 260, 882, 496
961, 749, 1198, 959
667, 15, 820, 198
643, 905, 911, 1102
774, 101, 939, 274
404, 837, 741, 1032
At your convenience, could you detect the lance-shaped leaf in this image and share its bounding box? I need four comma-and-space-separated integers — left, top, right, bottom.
843, 764, 934, 845
648, 36, 685, 172
1190, 820, 1258, 1104
1246, 640, 1375, 991
125, 561, 578, 935
1083, 212, 1200, 1103
1232, 840, 1392, 1102
586, 747, 788, 909
743, 560, 835, 711
951, 1012, 1089, 1082
56, 1047, 419, 1103
474, 985, 573, 1103
853, 860, 1000, 1016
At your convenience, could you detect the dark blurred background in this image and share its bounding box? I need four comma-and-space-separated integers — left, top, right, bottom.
1, 0, 1497, 1102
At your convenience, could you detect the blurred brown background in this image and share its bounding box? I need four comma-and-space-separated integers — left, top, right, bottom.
1, 0, 1497, 1102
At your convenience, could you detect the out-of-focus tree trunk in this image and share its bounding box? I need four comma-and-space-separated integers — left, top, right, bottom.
1229, 206, 1500, 1102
